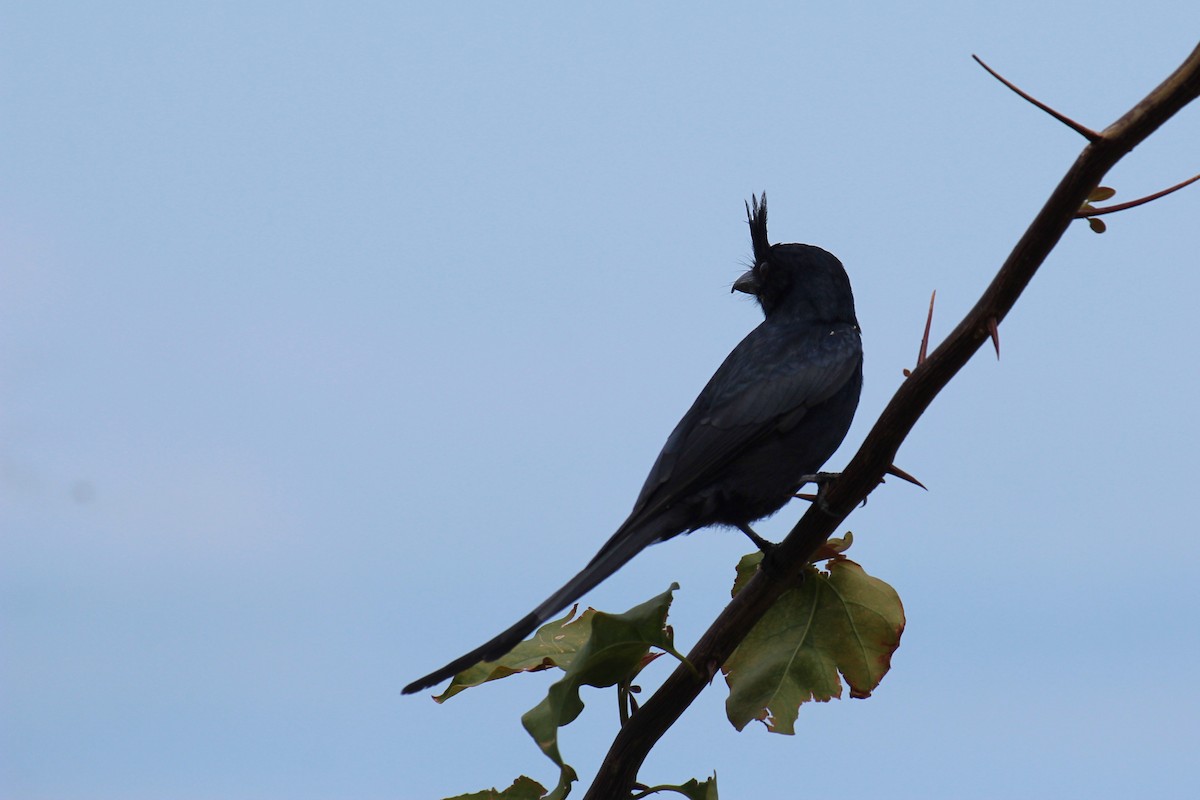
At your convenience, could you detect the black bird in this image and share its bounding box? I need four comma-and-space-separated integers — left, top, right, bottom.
403, 194, 862, 695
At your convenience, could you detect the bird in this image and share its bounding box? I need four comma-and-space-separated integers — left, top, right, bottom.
403, 194, 862, 695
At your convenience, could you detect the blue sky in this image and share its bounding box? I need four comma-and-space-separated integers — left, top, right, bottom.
3, 4, 1199, 799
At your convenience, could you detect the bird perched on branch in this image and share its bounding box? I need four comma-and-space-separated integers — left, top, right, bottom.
404, 194, 862, 695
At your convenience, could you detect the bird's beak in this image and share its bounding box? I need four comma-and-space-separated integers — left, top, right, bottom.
732, 269, 759, 295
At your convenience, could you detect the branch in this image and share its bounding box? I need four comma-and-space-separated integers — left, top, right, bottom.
584, 42, 1200, 799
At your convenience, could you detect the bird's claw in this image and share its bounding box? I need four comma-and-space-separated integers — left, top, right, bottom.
796, 472, 841, 513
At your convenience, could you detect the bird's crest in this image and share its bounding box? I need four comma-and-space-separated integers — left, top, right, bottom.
746, 192, 770, 265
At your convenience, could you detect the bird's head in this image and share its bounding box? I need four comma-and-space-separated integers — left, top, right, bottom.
733, 193, 859, 327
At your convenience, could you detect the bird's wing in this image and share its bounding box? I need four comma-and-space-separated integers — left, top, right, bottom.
629, 322, 862, 521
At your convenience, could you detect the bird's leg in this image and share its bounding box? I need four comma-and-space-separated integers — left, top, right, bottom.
736, 523, 777, 554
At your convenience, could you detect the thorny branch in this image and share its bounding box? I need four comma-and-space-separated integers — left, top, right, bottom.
584, 43, 1200, 800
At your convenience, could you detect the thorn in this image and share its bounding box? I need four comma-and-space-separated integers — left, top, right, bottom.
1076, 172, 1200, 218
904, 290, 937, 377
886, 463, 928, 491
919, 290, 936, 365
972, 55, 1101, 141
987, 316, 1001, 359
883, 462, 926, 489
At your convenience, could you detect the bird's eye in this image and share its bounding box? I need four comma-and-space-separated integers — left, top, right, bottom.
756, 260, 770, 279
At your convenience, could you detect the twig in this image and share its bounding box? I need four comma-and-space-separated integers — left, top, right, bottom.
1078, 172, 1200, 217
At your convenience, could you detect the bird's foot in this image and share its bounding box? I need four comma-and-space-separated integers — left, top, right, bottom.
795, 465, 925, 508
795, 472, 841, 513
797, 471, 840, 487
738, 524, 787, 577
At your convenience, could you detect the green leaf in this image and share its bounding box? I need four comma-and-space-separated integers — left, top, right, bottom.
446, 777, 549, 800
444, 775, 548, 799
817, 531, 854, 560
434, 606, 598, 702
1089, 185, 1116, 202
1088, 216, 1107, 233
542, 764, 577, 800
730, 552, 763, 596
637, 774, 719, 799
723, 558, 905, 734
520, 585, 683, 793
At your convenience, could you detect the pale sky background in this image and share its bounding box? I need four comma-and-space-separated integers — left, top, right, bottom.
3, 4, 1199, 799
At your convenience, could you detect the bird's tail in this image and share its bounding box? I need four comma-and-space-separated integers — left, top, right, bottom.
401, 518, 665, 695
